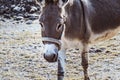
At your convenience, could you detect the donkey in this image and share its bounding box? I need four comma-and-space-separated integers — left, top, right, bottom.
36, 0, 120, 80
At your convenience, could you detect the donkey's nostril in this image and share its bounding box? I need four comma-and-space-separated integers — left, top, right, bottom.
53, 54, 57, 61
56, 24, 64, 32
53, 54, 56, 58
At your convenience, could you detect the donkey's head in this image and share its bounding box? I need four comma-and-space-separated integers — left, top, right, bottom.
36, 0, 69, 62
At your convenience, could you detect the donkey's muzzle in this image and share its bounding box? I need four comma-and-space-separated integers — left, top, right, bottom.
43, 43, 59, 62
44, 52, 58, 62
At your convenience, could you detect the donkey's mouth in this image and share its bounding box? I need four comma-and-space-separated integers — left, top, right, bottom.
43, 44, 59, 62
44, 52, 58, 62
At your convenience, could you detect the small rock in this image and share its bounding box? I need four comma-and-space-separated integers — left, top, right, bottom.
28, 59, 32, 62
13, 6, 21, 12
104, 69, 110, 72
34, 46, 37, 49
75, 48, 79, 51
89, 47, 104, 53
14, 16, 23, 21
24, 13, 30, 18
16, 21, 19, 24
114, 54, 118, 56
19, 54, 24, 56
0, 6, 8, 14
3, 14, 11, 19
106, 51, 112, 53
25, 56, 30, 58
24, 13, 38, 20
25, 5, 31, 12
29, 45, 32, 47
30, 6, 38, 13
20, 47, 25, 49
29, 16, 38, 20
27, 0, 34, 3
11, 46, 16, 49
95, 49, 102, 53
11, 5, 16, 8
38, 46, 41, 47
112, 48, 116, 50
89, 49, 95, 53
89, 47, 95, 53
26, 20, 33, 24
99, 47, 106, 51
0, 8, 5, 14
17, 13, 24, 16
3, 68, 9, 71
0, 19, 5, 22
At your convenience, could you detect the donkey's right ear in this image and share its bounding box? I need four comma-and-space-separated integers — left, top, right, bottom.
35, 0, 45, 7
59, 0, 69, 7
62, 0, 68, 3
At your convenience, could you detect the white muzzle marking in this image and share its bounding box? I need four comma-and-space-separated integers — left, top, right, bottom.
43, 44, 59, 62
44, 44, 58, 56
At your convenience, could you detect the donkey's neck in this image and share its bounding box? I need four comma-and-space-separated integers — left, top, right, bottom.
64, 0, 90, 42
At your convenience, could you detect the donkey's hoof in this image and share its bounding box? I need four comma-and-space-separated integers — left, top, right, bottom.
58, 76, 64, 80
84, 77, 90, 80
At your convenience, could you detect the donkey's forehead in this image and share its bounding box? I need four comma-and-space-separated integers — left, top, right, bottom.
42, 1, 62, 13
39, 2, 62, 21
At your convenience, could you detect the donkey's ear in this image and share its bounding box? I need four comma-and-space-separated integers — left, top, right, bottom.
62, 0, 68, 3
59, 0, 69, 7
35, 0, 45, 7
37, 0, 43, 2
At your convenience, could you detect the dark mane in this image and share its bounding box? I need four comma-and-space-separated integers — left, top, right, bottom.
45, 0, 58, 4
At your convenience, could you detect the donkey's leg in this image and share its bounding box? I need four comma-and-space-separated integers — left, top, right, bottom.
58, 50, 66, 80
81, 45, 90, 80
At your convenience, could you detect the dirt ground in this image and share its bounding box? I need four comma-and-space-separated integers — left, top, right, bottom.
0, 19, 120, 80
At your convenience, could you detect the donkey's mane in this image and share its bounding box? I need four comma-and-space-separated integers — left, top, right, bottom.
45, 0, 58, 4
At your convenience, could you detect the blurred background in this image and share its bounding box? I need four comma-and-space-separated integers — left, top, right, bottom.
0, 0, 40, 21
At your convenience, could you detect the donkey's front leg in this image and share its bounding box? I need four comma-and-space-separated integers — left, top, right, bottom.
81, 45, 90, 80
58, 50, 66, 80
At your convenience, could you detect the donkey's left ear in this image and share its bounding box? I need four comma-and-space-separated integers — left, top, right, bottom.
62, 0, 68, 3
35, 0, 45, 7
59, 0, 69, 7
